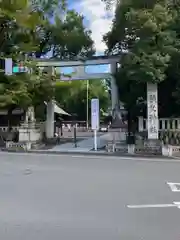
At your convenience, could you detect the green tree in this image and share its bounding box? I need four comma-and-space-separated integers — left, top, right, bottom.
55, 80, 110, 121
104, 0, 179, 132
50, 10, 95, 59
30, 0, 67, 58
0, 0, 95, 126
0, 0, 62, 126
0, 0, 43, 126
160, 0, 180, 117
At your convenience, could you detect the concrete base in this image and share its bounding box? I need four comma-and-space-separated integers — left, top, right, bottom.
108, 129, 126, 142
44, 137, 58, 145
162, 145, 180, 157
6, 141, 32, 151
106, 142, 115, 152
144, 139, 161, 147
19, 127, 42, 142
134, 138, 161, 155
128, 144, 135, 154
162, 145, 171, 157
121, 142, 180, 157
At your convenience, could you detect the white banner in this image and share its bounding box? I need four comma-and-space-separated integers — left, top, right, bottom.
5, 58, 12, 75
91, 99, 99, 130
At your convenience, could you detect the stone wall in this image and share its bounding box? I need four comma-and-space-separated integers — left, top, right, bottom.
18, 128, 42, 142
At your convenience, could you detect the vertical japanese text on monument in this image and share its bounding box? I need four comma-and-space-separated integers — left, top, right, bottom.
148, 92, 158, 137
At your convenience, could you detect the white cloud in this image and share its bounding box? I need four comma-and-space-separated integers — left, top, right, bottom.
72, 0, 116, 53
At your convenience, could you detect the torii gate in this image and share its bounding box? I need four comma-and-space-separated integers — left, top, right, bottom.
36, 55, 120, 139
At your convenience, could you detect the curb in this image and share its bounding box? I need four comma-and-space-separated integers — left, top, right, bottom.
0, 148, 173, 159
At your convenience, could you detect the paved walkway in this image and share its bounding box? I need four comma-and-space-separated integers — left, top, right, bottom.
48, 133, 111, 152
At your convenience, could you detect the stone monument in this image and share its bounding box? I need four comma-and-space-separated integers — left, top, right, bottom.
18, 106, 42, 144
24, 106, 35, 127
107, 104, 127, 152
111, 104, 123, 128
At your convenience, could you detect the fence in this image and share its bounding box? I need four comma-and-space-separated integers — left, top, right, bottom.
138, 117, 180, 132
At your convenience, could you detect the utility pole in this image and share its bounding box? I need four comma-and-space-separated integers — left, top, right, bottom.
86, 79, 89, 130
0, 18, 13, 75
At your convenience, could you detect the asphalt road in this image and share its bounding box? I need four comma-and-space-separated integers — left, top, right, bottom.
0, 152, 180, 239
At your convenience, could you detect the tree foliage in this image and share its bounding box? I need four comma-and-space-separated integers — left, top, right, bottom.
55, 80, 110, 121
0, 0, 95, 123
51, 11, 95, 59
0, 0, 43, 113
104, 0, 180, 122
105, 0, 178, 82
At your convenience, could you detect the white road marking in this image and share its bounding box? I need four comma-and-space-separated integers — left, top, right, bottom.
167, 182, 180, 192
1, 151, 180, 163
173, 202, 180, 208
127, 204, 176, 209
127, 202, 180, 209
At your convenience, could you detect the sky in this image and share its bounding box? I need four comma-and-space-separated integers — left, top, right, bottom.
61, 0, 116, 75
40, 0, 116, 76
13, 1, 117, 77
68, 0, 116, 55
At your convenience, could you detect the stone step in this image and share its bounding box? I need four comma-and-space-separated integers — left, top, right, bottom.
31, 142, 45, 150
135, 146, 161, 155
106, 142, 128, 153
107, 140, 126, 144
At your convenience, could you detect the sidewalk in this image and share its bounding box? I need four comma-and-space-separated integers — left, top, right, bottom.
47, 133, 111, 152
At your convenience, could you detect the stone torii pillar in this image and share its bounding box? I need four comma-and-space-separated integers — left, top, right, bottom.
45, 66, 56, 139
76, 65, 85, 76
110, 63, 119, 113
46, 100, 55, 139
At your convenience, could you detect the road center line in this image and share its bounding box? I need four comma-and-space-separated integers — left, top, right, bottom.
2, 151, 180, 163
127, 204, 176, 209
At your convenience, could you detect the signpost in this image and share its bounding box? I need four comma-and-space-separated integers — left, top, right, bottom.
91, 98, 99, 151
5, 58, 12, 75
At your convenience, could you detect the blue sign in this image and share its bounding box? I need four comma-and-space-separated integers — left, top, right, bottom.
13, 66, 19, 73
13, 66, 28, 73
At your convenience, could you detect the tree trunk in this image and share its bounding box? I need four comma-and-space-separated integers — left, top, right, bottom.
127, 107, 135, 144
127, 109, 132, 135
7, 106, 15, 131
6, 106, 16, 142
